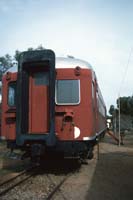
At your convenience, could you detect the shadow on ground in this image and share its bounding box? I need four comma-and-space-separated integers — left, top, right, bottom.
86, 134, 133, 200
35, 158, 81, 175
1, 151, 81, 176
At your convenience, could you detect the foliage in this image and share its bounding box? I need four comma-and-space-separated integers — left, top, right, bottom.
109, 96, 133, 116
109, 105, 118, 117
14, 50, 21, 62
116, 96, 133, 116
0, 45, 45, 80
0, 54, 13, 80
0, 54, 12, 72
109, 105, 115, 115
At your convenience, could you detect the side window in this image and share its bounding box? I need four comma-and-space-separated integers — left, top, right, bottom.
56, 80, 80, 105
8, 82, 16, 107
92, 81, 94, 99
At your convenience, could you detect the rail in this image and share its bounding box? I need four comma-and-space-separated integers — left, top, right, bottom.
0, 165, 38, 197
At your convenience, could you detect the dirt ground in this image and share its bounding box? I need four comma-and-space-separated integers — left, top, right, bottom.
0, 142, 29, 178
0, 133, 133, 200
53, 133, 133, 200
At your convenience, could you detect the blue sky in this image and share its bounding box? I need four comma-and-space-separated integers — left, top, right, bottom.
0, 0, 133, 111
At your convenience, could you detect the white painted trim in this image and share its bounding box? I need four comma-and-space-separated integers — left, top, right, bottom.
74, 126, 80, 139
83, 136, 96, 141
96, 128, 106, 136
83, 128, 106, 141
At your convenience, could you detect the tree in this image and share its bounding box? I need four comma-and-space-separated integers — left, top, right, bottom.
0, 45, 46, 80
0, 54, 12, 71
109, 105, 115, 115
0, 54, 13, 79
36, 44, 45, 50
14, 45, 45, 61
127, 96, 133, 116
27, 44, 45, 51
116, 96, 133, 116
14, 50, 21, 62
27, 47, 34, 51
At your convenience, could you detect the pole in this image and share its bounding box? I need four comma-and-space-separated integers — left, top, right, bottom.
97, 138, 100, 160
118, 48, 132, 146
114, 110, 116, 135
118, 96, 121, 146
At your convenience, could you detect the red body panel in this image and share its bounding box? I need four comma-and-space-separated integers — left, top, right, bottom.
1, 73, 17, 140
55, 68, 94, 140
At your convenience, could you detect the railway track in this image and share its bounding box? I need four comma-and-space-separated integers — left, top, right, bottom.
0, 159, 80, 199
46, 173, 71, 200
0, 165, 38, 198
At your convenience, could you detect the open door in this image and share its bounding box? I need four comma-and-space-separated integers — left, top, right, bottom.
16, 50, 56, 146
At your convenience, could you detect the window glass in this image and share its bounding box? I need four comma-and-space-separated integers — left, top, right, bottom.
56, 80, 80, 104
34, 72, 49, 85
8, 82, 16, 107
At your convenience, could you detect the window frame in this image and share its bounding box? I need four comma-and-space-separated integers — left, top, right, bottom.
55, 79, 81, 105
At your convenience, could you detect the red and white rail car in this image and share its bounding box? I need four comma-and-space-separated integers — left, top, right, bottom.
1, 50, 106, 159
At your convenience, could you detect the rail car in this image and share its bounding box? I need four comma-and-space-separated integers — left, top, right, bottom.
1, 50, 106, 160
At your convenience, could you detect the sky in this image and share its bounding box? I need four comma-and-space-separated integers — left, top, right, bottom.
0, 0, 133, 112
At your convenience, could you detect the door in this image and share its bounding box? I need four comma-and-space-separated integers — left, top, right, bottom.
29, 71, 49, 133
16, 50, 56, 146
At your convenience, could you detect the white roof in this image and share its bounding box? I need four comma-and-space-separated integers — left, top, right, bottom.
6, 66, 17, 73
56, 57, 92, 69
6, 57, 93, 73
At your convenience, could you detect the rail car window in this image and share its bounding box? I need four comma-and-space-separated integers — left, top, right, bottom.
98, 96, 106, 117
92, 82, 94, 99
56, 80, 80, 105
8, 82, 16, 107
